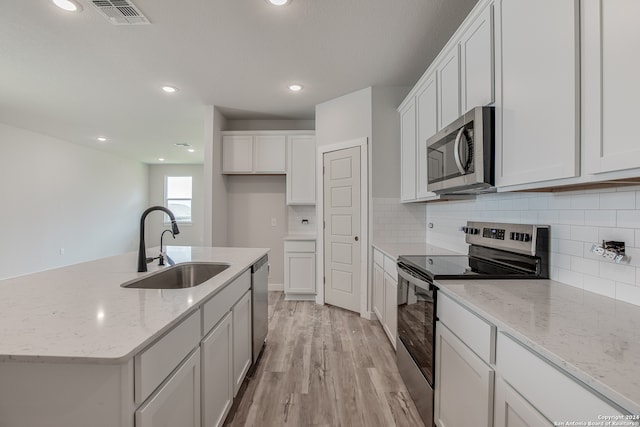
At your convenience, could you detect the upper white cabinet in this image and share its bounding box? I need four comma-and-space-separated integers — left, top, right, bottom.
222, 132, 286, 174
437, 49, 461, 130
460, 2, 494, 112
400, 101, 417, 201
253, 135, 286, 173
583, 0, 640, 175
416, 73, 439, 199
494, 0, 580, 187
287, 135, 316, 205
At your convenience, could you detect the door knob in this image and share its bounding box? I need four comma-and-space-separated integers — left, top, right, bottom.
355, 236, 359, 241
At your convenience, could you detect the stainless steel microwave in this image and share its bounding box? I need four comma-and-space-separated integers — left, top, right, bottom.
426, 106, 495, 194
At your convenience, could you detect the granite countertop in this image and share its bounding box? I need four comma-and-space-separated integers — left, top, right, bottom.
0, 246, 268, 364
372, 242, 462, 260
436, 279, 640, 414
284, 234, 317, 240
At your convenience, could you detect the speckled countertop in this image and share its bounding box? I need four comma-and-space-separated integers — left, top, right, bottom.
372, 242, 462, 259
0, 246, 268, 364
436, 279, 640, 414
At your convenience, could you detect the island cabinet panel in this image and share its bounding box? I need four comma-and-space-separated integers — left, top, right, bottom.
134, 309, 201, 405
583, 0, 640, 175
494, 0, 579, 187
201, 312, 234, 427
203, 269, 251, 334
136, 349, 201, 427
232, 289, 252, 396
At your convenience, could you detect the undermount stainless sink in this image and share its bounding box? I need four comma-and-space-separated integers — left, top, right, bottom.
122, 262, 230, 289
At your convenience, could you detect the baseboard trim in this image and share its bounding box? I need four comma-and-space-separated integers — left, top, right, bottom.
361, 310, 375, 321
284, 293, 316, 301
268, 283, 284, 291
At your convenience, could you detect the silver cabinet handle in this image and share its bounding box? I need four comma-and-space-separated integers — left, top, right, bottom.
453, 127, 467, 174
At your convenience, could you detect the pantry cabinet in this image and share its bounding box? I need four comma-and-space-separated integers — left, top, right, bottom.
494, 0, 580, 187
583, 0, 640, 175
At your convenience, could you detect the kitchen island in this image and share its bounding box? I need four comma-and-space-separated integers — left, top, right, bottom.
0, 246, 268, 427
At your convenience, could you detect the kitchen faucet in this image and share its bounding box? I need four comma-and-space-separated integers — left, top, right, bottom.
137, 206, 180, 272
158, 229, 176, 266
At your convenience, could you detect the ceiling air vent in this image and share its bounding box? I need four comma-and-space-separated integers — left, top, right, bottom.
90, 0, 150, 25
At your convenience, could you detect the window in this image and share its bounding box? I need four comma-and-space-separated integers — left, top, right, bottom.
165, 176, 192, 223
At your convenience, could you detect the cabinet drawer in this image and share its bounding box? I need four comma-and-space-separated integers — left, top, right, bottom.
285, 240, 315, 253
383, 256, 397, 278
373, 249, 384, 267
437, 292, 495, 364
203, 269, 251, 335
497, 333, 625, 422
135, 309, 201, 405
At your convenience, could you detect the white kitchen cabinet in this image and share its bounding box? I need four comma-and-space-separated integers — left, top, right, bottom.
437, 48, 461, 130
494, 376, 552, 427
416, 73, 439, 200
222, 135, 253, 174
400, 100, 417, 202
494, 0, 579, 187
460, 2, 494, 112
201, 312, 233, 427
287, 135, 316, 205
583, 0, 640, 175
284, 239, 316, 298
253, 135, 286, 173
135, 349, 201, 427
232, 289, 252, 396
372, 261, 384, 322
383, 272, 397, 347
497, 332, 625, 424
434, 322, 494, 427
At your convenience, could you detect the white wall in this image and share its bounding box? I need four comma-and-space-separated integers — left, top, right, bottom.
315, 87, 372, 147
227, 176, 286, 285
426, 187, 640, 306
147, 164, 204, 248
0, 123, 147, 279
204, 106, 229, 247
225, 119, 315, 131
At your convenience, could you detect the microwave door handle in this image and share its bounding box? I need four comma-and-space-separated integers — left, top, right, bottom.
453, 127, 467, 174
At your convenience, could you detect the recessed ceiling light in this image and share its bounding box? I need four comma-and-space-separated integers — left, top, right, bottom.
162, 86, 178, 93
52, 0, 83, 12
97, 136, 107, 142
266, 0, 290, 5
188, 149, 195, 153
158, 158, 165, 162
288, 84, 303, 92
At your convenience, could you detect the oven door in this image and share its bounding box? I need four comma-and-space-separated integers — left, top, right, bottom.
397, 266, 436, 386
426, 106, 494, 194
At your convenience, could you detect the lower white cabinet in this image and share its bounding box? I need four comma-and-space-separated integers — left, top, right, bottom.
232, 290, 252, 396
372, 248, 398, 348
135, 349, 201, 427
434, 322, 494, 427
372, 262, 384, 321
494, 376, 552, 427
383, 272, 397, 346
284, 239, 316, 298
201, 312, 233, 427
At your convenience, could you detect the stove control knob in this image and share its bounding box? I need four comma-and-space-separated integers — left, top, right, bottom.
510, 232, 517, 240
462, 226, 469, 233
523, 233, 531, 242
471, 228, 479, 235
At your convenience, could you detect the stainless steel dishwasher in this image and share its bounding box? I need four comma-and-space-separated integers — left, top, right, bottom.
251, 255, 268, 366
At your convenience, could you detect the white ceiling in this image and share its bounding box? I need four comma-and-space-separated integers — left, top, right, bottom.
0, 0, 477, 164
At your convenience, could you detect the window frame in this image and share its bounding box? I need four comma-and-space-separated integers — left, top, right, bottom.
164, 175, 193, 225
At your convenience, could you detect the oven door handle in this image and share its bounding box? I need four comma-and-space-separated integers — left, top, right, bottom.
398, 267, 434, 293
453, 127, 467, 174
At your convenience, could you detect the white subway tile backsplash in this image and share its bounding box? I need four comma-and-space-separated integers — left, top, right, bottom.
600, 191, 636, 210
426, 186, 640, 306
373, 197, 426, 244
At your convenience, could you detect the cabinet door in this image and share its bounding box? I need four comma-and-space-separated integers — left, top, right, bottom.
287, 135, 316, 205
416, 74, 438, 199
400, 101, 417, 202
495, 0, 579, 187
202, 313, 233, 427
254, 135, 286, 173
373, 263, 384, 323
222, 135, 253, 173
136, 349, 201, 427
583, 0, 640, 174
383, 272, 397, 348
284, 251, 316, 294
460, 3, 494, 112
494, 376, 552, 427
434, 322, 493, 427
437, 48, 461, 130
232, 290, 252, 396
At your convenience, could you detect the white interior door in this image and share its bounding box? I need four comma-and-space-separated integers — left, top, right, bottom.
323, 146, 361, 313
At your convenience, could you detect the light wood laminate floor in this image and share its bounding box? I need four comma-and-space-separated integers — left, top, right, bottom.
224, 291, 425, 427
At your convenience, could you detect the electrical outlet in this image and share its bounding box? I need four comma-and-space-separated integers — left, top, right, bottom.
605, 250, 617, 260
271, 218, 277, 227
59, 248, 65, 255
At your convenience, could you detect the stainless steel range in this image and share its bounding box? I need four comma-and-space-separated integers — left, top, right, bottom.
396, 221, 550, 426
